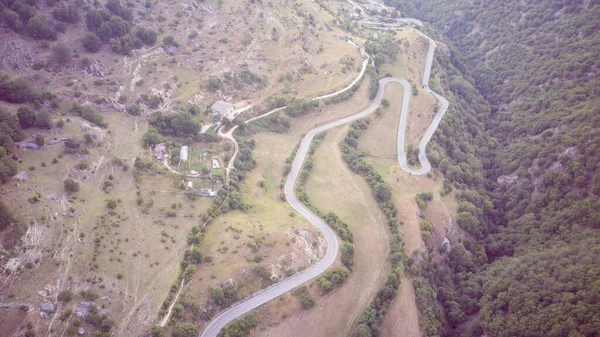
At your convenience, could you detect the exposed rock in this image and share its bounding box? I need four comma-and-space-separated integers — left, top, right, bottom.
40, 300, 55, 313
292, 229, 325, 265
82, 60, 107, 77
164, 45, 178, 55
15, 172, 28, 181
549, 161, 563, 173
74, 302, 92, 318
74, 301, 107, 318
46, 138, 70, 146
0, 38, 35, 69
0, 302, 32, 309
565, 146, 578, 160
497, 173, 518, 185
440, 237, 451, 254
46, 193, 58, 200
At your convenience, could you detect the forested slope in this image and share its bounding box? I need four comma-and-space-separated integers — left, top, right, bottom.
386, 1, 600, 336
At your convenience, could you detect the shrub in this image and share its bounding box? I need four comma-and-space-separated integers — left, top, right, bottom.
52, 5, 80, 23
63, 179, 80, 193
106, 198, 118, 209
172, 322, 198, 337
17, 106, 36, 128
0, 75, 34, 103
340, 242, 355, 269
34, 135, 45, 147
35, 111, 52, 129
2, 8, 22, 32
126, 104, 140, 115
0, 201, 17, 230
71, 103, 107, 128
58, 290, 73, 302
150, 326, 165, 337
27, 15, 57, 40
82, 33, 102, 53
136, 27, 157, 45
292, 286, 315, 309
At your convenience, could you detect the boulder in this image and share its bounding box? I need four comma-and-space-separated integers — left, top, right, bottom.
40, 300, 55, 313
78, 327, 85, 335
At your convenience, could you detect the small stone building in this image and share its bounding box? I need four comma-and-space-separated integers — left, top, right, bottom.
210, 100, 234, 118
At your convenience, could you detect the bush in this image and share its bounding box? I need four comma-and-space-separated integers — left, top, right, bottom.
34, 135, 45, 147
106, 198, 118, 209
0, 74, 34, 103
71, 103, 107, 128
136, 27, 157, 45
2, 8, 22, 32
292, 286, 315, 309
17, 106, 36, 128
150, 326, 165, 337
219, 312, 257, 337
82, 33, 102, 53
0, 201, 17, 230
35, 111, 52, 129
52, 43, 71, 65
126, 104, 140, 115
340, 242, 355, 269
27, 15, 57, 40
52, 5, 79, 23
58, 290, 73, 302
172, 322, 198, 337
63, 179, 80, 193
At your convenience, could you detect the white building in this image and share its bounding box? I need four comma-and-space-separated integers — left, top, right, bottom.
180, 146, 189, 162
210, 100, 234, 118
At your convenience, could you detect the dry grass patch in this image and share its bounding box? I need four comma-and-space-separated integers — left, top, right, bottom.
257, 126, 391, 337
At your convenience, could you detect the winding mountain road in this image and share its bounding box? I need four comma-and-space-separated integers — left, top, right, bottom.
200, 13, 449, 337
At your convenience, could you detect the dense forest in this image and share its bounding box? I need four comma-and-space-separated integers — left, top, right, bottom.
384, 0, 600, 336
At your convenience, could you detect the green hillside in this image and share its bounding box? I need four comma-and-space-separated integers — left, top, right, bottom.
386, 1, 600, 336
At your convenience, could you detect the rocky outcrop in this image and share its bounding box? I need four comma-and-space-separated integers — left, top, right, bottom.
0, 38, 35, 70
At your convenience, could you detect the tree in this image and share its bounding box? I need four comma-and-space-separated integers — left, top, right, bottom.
53, 43, 72, 66
0, 76, 34, 103
27, 15, 57, 40
211, 286, 224, 305
2, 8, 22, 32
52, 5, 79, 23
86, 9, 105, 32
63, 179, 80, 193
352, 324, 372, 337
0, 157, 18, 184
17, 106, 36, 128
341, 242, 355, 269
150, 326, 165, 337
172, 322, 198, 337
34, 135, 45, 147
136, 27, 157, 45
58, 291, 73, 302
82, 33, 102, 52
35, 111, 52, 129
0, 200, 17, 230
162, 35, 178, 47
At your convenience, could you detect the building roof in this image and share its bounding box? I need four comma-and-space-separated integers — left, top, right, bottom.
211, 100, 234, 116
180, 146, 189, 162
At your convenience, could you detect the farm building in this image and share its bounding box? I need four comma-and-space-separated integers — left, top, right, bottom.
200, 189, 217, 197
212, 158, 221, 169
180, 146, 189, 162
210, 100, 234, 118
154, 143, 167, 162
